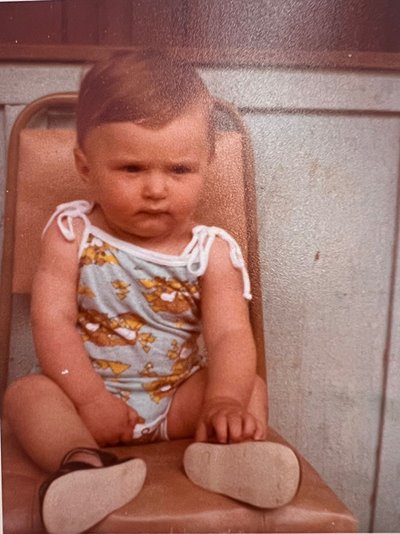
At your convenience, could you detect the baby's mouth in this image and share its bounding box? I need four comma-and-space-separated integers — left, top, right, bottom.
137, 209, 169, 217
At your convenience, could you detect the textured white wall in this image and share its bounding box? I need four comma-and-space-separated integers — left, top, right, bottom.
247, 112, 398, 532
1, 63, 400, 532
201, 67, 400, 532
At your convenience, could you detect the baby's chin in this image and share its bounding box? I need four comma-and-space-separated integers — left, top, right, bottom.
116, 223, 187, 248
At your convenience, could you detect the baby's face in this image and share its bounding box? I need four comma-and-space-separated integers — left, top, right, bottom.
75, 104, 210, 248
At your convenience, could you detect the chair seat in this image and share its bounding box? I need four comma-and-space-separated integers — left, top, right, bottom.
2, 422, 357, 533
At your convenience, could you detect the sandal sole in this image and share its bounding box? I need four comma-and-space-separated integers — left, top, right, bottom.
42, 457, 146, 534
183, 441, 300, 508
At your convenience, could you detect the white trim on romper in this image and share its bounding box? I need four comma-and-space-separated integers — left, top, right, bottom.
43, 200, 252, 300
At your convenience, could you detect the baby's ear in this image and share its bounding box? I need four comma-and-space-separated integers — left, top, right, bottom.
74, 146, 90, 182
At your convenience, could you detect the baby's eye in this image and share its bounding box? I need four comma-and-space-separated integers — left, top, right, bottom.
171, 165, 193, 175
123, 164, 142, 173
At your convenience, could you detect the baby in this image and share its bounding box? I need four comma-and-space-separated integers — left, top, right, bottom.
4, 51, 300, 533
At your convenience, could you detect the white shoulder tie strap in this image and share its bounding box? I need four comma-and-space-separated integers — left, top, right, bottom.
42, 200, 94, 241
186, 226, 252, 300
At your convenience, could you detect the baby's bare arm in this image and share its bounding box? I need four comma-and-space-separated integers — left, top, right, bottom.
32, 221, 105, 403
197, 238, 265, 443
31, 221, 137, 445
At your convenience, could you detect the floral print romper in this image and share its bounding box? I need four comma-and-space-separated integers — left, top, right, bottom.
44, 200, 251, 442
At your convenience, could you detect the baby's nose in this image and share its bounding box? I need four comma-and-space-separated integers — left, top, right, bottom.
142, 173, 168, 199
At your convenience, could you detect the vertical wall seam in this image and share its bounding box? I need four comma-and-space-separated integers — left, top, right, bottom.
369, 120, 400, 532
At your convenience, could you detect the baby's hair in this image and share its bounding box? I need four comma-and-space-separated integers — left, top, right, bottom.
76, 50, 215, 154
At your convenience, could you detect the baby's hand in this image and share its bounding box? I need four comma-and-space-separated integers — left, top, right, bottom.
195, 397, 264, 444
77, 390, 139, 446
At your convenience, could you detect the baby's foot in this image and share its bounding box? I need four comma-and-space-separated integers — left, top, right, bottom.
183, 441, 300, 508
40, 447, 146, 534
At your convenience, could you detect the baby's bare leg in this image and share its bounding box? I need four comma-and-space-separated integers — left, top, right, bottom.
167, 369, 268, 440
3, 374, 100, 472
5, 375, 148, 533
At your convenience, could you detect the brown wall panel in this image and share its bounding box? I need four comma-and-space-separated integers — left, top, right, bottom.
328, 0, 390, 51
98, 0, 132, 45
62, 0, 99, 44
186, 0, 392, 51
0, 0, 397, 52
130, 0, 187, 47
385, 1, 400, 52
0, 1, 62, 44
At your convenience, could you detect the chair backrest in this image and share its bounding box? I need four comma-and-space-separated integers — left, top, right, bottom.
0, 93, 266, 401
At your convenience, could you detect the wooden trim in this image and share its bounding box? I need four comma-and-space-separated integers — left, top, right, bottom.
1, 44, 400, 72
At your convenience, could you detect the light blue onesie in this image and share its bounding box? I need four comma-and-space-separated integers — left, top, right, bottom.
45, 200, 251, 442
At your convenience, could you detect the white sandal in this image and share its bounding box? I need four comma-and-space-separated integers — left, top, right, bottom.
40, 447, 146, 534
183, 441, 300, 508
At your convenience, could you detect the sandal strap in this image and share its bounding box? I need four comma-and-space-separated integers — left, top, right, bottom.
40, 448, 138, 528
60, 447, 121, 468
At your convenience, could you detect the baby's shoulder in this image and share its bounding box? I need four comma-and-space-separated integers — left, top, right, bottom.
194, 225, 240, 271
43, 212, 86, 243
192, 225, 251, 300
193, 224, 242, 257
43, 199, 94, 243
207, 233, 233, 265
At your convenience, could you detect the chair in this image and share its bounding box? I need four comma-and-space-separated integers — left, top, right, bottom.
0, 93, 358, 533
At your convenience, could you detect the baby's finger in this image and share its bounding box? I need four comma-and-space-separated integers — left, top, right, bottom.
254, 418, 266, 441
195, 420, 209, 442
227, 414, 243, 443
212, 414, 228, 444
243, 414, 257, 439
